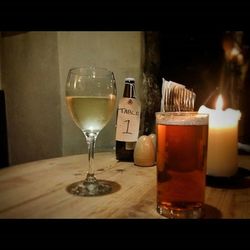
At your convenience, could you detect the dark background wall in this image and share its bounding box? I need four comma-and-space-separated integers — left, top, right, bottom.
158, 31, 250, 143
0, 90, 9, 167
159, 32, 224, 108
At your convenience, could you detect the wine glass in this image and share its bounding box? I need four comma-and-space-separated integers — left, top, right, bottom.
65, 66, 117, 196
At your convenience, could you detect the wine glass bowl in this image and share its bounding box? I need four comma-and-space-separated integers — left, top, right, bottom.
65, 66, 117, 196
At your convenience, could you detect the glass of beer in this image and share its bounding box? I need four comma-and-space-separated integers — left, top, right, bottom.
156, 112, 209, 218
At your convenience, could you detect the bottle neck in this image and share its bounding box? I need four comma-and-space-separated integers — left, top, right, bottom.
123, 82, 136, 98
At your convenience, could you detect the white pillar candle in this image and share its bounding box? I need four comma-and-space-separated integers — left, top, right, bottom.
199, 95, 241, 177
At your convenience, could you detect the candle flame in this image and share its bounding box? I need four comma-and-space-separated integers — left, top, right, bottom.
216, 95, 223, 110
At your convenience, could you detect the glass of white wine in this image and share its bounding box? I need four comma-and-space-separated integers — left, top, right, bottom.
65, 66, 117, 196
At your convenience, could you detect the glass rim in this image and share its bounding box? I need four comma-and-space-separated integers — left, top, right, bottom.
69, 66, 113, 76
155, 112, 209, 125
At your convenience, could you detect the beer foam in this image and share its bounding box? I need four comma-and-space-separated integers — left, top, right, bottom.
156, 112, 208, 126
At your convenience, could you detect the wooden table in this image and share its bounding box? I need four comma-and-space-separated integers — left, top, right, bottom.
0, 152, 249, 218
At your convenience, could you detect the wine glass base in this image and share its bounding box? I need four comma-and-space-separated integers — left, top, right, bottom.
66, 180, 121, 197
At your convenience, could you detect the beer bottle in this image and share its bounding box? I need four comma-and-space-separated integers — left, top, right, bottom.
115, 78, 141, 161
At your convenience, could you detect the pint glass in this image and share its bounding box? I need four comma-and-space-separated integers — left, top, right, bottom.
156, 112, 209, 218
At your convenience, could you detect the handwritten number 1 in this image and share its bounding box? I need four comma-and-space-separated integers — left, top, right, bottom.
123, 120, 132, 134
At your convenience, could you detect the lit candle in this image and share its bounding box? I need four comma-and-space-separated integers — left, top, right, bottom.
198, 95, 241, 177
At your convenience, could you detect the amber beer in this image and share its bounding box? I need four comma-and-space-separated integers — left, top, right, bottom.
156, 112, 208, 218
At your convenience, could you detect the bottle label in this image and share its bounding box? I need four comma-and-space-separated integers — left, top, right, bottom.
125, 142, 136, 150
115, 97, 141, 142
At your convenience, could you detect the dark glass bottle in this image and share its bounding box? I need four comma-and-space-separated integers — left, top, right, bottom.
115, 78, 141, 161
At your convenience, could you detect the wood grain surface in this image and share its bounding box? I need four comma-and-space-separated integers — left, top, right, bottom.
0, 152, 249, 218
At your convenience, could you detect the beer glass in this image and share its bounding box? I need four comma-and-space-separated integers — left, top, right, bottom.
156, 112, 209, 218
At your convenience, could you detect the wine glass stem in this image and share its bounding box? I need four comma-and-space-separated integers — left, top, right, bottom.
87, 137, 95, 175
84, 132, 98, 179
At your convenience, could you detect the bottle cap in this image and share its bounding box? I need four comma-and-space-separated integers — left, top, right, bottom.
125, 77, 135, 83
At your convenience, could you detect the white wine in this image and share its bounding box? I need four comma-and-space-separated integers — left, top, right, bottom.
65, 67, 117, 197
66, 95, 116, 132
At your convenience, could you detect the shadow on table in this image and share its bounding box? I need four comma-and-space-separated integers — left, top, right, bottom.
206, 167, 250, 189
203, 204, 222, 219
